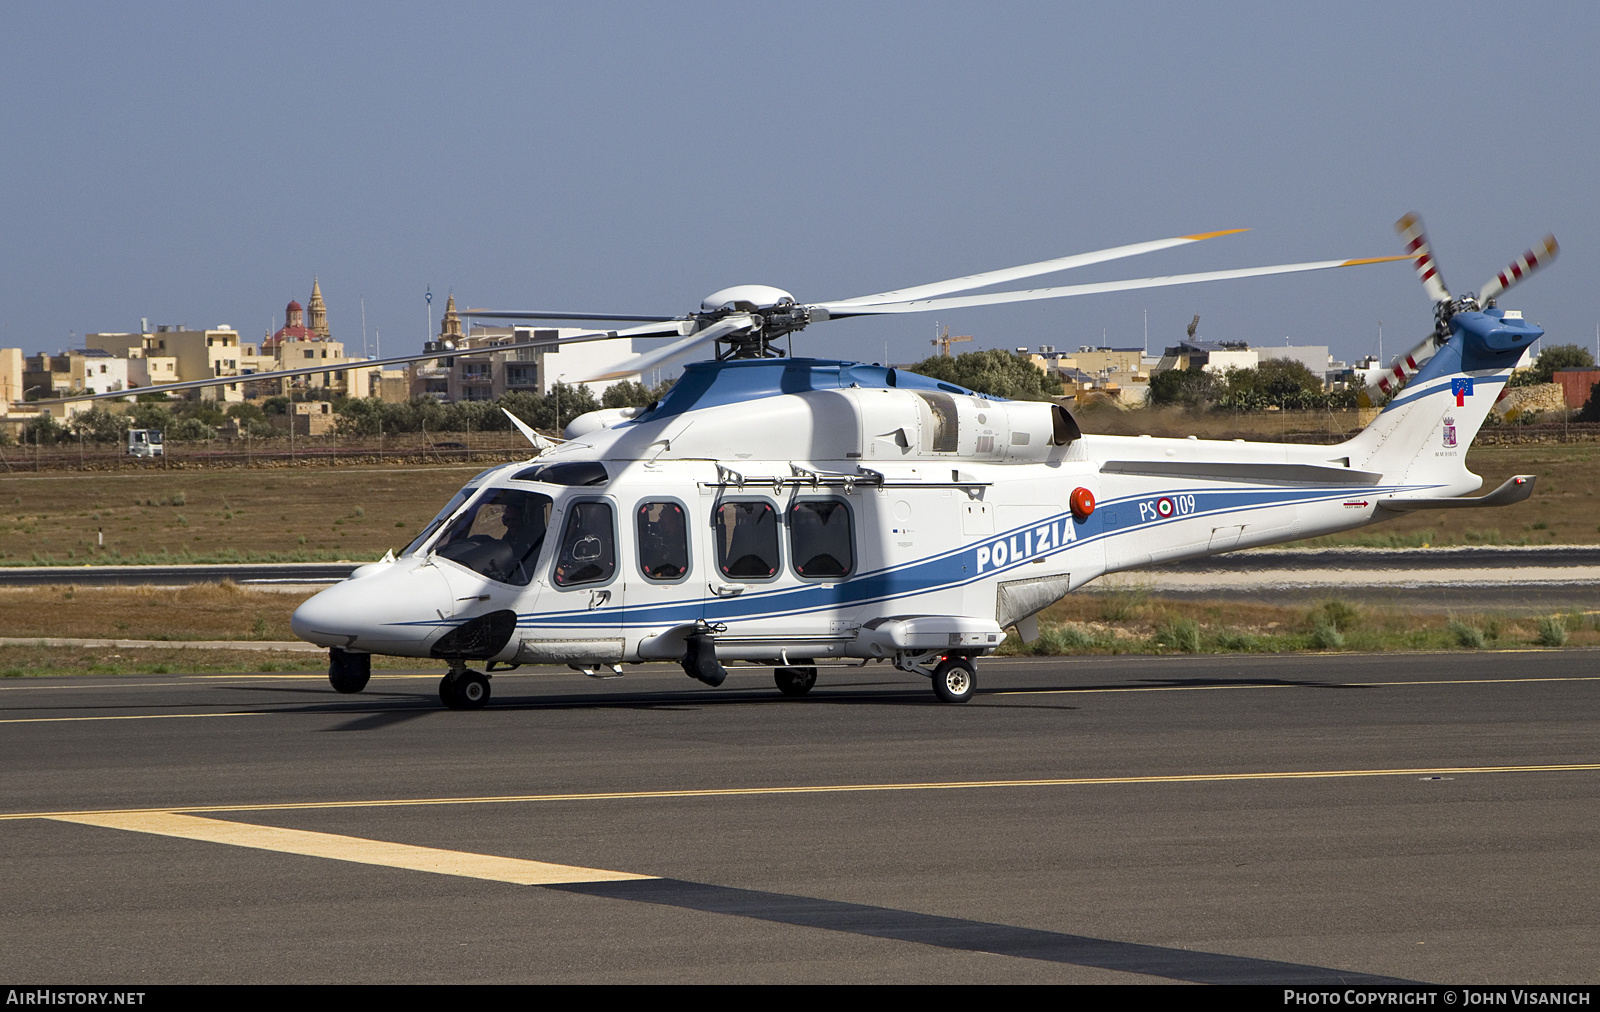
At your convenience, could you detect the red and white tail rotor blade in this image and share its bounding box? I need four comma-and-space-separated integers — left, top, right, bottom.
1361, 333, 1446, 407
1395, 212, 1451, 305
1478, 234, 1558, 304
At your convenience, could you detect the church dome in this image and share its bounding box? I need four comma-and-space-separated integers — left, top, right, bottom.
287, 300, 303, 312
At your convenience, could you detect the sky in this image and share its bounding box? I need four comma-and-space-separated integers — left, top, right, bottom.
4, 1, 1597, 374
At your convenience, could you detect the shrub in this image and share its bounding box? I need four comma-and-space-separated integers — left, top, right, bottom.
1155, 617, 1202, 653
1309, 619, 1345, 650
1536, 616, 1569, 647
1448, 619, 1486, 649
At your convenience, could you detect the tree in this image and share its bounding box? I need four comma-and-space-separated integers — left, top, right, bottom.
1529, 344, 1594, 384
21, 414, 66, 445
70, 406, 129, 444
130, 403, 173, 431
905, 349, 1059, 401
601, 379, 675, 409
1149, 368, 1220, 408
168, 417, 214, 441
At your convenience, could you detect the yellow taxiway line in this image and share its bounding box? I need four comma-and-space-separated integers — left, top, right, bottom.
48, 811, 650, 886
6, 763, 1597, 822
0, 711, 264, 724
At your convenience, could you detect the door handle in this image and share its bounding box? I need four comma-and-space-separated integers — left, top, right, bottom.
711, 583, 747, 597
588, 590, 611, 610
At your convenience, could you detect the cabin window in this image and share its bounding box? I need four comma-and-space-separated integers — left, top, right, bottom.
789, 499, 853, 579
552, 500, 616, 587
917, 392, 959, 452
637, 501, 690, 581
714, 500, 780, 579
431, 488, 553, 586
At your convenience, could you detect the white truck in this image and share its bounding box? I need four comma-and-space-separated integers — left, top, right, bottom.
126, 428, 164, 457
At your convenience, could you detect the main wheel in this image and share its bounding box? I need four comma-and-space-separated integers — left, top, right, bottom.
455, 670, 490, 710
438, 674, 461, 708
931, 657, 976, 704
774, 666, 818, 697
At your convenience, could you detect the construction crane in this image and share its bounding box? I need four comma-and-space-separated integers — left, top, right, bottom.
932, 324, 973, 357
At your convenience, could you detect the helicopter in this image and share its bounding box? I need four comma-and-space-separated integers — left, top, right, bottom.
259, 216, 1544, 708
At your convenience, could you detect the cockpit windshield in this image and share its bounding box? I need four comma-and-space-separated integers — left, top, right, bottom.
401, 489, 475, 557
430, 488, 554, 586
399, 469, 514, 558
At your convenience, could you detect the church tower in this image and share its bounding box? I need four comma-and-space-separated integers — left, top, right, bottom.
439, 293, 463, 343
307, 278, 330, 339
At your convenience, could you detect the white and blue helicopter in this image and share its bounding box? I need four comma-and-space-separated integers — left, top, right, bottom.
288, 216, 1554, 708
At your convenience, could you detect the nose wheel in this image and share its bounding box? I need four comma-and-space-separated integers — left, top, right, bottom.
440, 669, 490, 709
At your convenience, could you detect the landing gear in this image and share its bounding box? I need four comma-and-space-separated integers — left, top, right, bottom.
328, 648, 371, 694
440, 668, 490, 710
682, 626, 728, 687
930, 657, 976, 704
774, 665, 818, 697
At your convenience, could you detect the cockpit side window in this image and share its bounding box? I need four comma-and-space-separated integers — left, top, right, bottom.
431, 489, 553, 586
714, 500, 780, 580
553, 501, 617, 587
637, 501, 690, 581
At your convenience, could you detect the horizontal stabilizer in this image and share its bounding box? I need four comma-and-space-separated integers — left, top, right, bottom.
1376, 475, 1536, 511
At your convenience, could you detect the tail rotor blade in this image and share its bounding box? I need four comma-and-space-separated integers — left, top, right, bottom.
1395, 213, 1452, 305
1479, 234, 1558, 304
1360, 333, 1446, 407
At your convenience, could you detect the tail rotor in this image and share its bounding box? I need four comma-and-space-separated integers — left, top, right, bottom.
1360, 214, 1557, 408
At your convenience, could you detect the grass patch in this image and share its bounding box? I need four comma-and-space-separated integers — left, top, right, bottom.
0, 644, 440, 678
0, 583, 312, 640
1000, 594, 1600, 656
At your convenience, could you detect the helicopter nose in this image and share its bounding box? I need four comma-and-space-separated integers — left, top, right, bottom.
291, 561, 455, 654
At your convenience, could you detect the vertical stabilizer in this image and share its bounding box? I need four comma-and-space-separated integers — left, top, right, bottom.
1342, 308, 1541, 494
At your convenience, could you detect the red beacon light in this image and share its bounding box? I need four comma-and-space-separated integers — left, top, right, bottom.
1070, 487, 1095, 522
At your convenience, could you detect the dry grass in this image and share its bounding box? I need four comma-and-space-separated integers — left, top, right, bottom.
3, 435, 1598, 565
999, 592, 1600, 655
0, 583, 312, 640
0, 643, 438, 678
1, 464, 485, 564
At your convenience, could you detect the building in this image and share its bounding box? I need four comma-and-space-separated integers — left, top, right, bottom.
87, 325, 246, 402
22, 349, 132, 399
411, 295, 641, 402
1552, 369, 1600, 409
238, 281, 385, 400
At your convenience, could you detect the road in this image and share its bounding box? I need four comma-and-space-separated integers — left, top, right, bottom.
2, 652, 1596, 984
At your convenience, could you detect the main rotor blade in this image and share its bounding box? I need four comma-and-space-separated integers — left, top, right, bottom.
585, 315, 753, 382
1395, 213, 1452, 304
1478, 234, 1558, 304
461, 310, 681, 323
814, 255, 1410, 318
826, 229, 1248, 308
